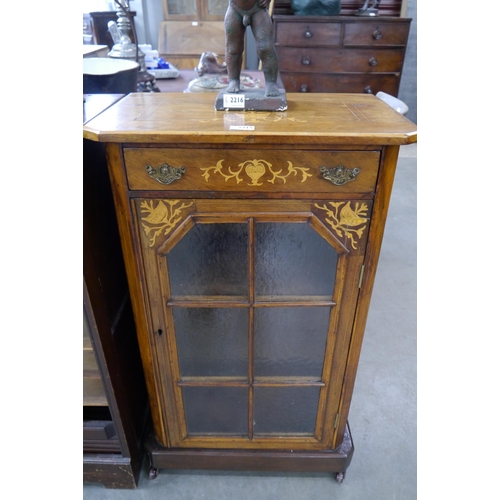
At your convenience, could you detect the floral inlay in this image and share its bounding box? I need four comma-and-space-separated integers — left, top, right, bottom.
200, 112, 307, 124
140, 200, 194, 247
201, 159, 312, 186
314, 202, 369, 250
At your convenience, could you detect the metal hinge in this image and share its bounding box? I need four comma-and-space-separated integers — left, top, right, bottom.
358, 264, 365, 288
334, 413, 339, 429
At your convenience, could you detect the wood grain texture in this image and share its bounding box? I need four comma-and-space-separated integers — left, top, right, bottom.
83, 93, 417, 146
273, 16, 411, 96
84, 92, 416, 474
333, 145, 401, 448
124, 148, 379, 194
104, 143, 171, 447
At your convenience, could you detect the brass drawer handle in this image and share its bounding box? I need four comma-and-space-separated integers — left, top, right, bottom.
145, 163, 186, 185
372, 30, 382, 40
304, 29, 313, 38
302, 56, 311, 65
364, 86, 373, 94
320, 165, 360, 186
300, 84, 308, 92
369, 57, 378, 67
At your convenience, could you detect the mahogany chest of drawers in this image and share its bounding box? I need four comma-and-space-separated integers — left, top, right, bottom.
274, 15, 411, 96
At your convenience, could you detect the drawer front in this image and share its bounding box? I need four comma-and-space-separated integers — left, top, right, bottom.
277, 47, 405, 73
275, 21, 342, 46
124, 148, 380, 194
343, 22, 410, 46
280, 72, 401, 95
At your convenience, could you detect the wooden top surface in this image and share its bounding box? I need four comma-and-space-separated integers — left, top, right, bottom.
83, 92, 417, 146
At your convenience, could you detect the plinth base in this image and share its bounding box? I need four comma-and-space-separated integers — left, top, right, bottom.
356, 8, 379, 16
215, 88, 288, 111
146, 423, 354, 483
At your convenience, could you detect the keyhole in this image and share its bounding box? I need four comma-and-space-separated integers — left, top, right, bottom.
157, 329, 163, 336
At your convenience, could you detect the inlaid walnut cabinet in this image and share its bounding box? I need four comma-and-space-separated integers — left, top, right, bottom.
83, 92, 416, 482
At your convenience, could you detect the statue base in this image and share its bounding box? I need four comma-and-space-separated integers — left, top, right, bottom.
355, 8, 379, 16
215, 88, 288, 112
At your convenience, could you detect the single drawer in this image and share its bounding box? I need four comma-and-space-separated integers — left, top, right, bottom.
275, 21, 342, 46
343, 21, 410, 46
279, 72, 401, 95
124, 148, 380, 194
277, 47, 405, 73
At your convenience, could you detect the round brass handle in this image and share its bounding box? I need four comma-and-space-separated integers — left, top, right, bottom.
364, 86, 373, 94
304, 29, 313, 38
372, 30, 382, 40
300, 84, 308, 92
369, 57, 378, 67
302, 56, 311, 65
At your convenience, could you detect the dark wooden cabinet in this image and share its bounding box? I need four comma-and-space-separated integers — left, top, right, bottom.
83, 92, 416, 483
83, 94, 149, 489
274, 15, 411, 96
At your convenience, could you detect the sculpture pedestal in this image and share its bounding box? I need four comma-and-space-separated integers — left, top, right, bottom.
215, 88, 287, 111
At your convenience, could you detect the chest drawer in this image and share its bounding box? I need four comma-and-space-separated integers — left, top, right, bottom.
275, 21, 342, 46
124, 148, 380, 195
277, 47, 405, 73
279, 72, 400, 95
343, 22, 410, 46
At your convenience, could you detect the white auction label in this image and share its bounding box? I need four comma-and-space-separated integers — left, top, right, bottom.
229, 125, 255, 131
223, 94, 245, 109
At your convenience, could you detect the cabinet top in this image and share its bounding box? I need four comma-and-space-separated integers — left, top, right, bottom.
83, 92, 417, 146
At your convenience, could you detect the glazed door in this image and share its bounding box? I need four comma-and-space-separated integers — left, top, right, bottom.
163, 0, 227, 20
135, 199, 371, 450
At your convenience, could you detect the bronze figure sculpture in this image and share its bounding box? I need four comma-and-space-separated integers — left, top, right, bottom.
224, 0, 279, 97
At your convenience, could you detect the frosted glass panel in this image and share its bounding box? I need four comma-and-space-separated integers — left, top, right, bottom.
254, 307, 330, 377
208, 0, 227, 15
168, 223, 248, 297
174, 308, 248, 377
167, 0, 197, 15
254, 387, 320, 435
183, 387, 248, 435
255, 223, 337, 298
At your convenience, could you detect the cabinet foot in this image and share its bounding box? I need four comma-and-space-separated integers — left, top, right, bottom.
148, 467, 159, 480
334, 471, 345, 484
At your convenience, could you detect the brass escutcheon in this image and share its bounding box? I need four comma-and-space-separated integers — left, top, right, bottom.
145, 163, 186, 185
320, 165, 360, 186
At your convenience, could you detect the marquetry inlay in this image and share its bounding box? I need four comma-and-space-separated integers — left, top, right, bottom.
314, 202, 369, 250
201, 159, 312, 186
140, 200, 194, 247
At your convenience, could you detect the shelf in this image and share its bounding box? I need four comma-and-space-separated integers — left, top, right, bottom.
83, 377, 108, 406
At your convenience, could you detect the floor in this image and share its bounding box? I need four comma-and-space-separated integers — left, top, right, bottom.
83, 144, 417, 499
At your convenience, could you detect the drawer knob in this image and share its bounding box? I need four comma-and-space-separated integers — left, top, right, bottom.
304, 29, 313, 38
320, 165, 360, 186
364, 86, 373, 94
302, 56, 311, 65
372, 30, 382, 40
300, 84, 308, 92
145, 163, 186, 185
369, 57, 378, 67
